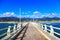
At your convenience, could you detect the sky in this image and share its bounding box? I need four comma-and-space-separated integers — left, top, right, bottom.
0, 0, 60, 18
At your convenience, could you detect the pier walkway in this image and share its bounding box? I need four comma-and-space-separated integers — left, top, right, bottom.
15, 22, 48, 40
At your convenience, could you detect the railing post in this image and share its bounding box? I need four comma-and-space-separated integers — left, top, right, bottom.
13, 25, 16, 33
44, 24, 47, 32
7, 26, 11, 37
17, 24, 20, 30
50, 25, 54, 35
41, 24, 44, 30
19, 24, 21, 29
17, 24, 19, 30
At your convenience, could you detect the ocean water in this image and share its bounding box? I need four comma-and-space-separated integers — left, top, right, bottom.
0, 23, 18, 39
40, 22, 60, 38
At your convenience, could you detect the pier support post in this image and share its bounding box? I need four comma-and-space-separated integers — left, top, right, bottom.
21, 23, 22, 28
50, 25, 54, 35
41, 24, 44, 30
17, 24, 21, 30
17, 24, 19, 30
17, 25, 19, 30
44, 24, 47, 32
13, 25, 16, 33
7, 26, 11, 37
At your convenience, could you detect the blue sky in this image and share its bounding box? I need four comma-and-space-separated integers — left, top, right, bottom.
0, 0, 60, 18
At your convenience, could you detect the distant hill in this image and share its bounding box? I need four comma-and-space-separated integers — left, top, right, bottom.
0, 17, 60, 22
39, 17, 60, 20
21, 17, 60, 21
0, 17, 19, 22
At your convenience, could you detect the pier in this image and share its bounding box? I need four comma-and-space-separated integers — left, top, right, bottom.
15, 22, 47, 40
0, 22, 60, 40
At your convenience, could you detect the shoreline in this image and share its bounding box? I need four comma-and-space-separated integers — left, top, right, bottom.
39, 21, 60, 23
0, 21, 28, 23
0, 21, 60, 23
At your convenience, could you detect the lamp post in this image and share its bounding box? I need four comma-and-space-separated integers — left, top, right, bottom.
33, 15, 34, 22
20, 8, 22, 28
20, 8, 21, 23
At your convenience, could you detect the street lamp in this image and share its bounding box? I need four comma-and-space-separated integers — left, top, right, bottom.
19, 8, 22, 28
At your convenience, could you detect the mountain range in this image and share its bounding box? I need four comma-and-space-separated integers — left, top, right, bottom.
0, 17, 60, 21
0, 17, 19, 21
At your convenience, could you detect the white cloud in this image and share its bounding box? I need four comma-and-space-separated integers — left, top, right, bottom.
15, 12, 60, 18
0, 11, 60, 18
40, 13, 60, 18
31, 11, 41, 18
33, 11, 40, 14
0, 12, 16, 17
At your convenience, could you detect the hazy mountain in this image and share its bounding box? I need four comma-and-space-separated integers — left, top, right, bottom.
0, 16, 60, 21
0, 17, 19, 21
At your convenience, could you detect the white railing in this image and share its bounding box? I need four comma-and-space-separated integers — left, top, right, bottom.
0, 22, 27, 39
39, 24, 60, 38
0, 23, 21, 39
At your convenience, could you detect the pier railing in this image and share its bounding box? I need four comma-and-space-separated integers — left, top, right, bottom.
0, 22, 60, 39
39, 24, 60, 38
0, 23, 27, 39
0, 23, 21, 39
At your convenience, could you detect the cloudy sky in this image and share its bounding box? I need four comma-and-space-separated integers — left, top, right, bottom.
0, 0, 60, 18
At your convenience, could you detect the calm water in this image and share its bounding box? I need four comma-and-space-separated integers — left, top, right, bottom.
40, 22, 60, 38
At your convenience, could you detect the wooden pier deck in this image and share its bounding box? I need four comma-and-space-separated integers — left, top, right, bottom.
15, 23, 48, 40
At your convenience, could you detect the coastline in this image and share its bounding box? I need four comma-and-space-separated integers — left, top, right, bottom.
0, 22, 19, 23
38, 21, 60, 23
